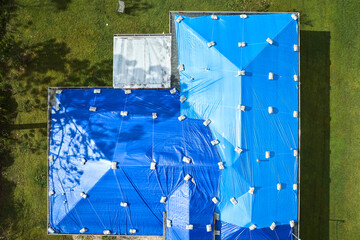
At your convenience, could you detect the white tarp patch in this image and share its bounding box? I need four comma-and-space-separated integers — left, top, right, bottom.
113, 35, 171, 88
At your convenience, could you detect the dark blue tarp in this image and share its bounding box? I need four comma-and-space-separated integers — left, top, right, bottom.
175, 13, 299, 239
217, 221, 292, 240
49, 88, 221, 235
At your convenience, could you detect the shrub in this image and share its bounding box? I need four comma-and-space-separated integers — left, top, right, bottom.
33, 165, 47, 188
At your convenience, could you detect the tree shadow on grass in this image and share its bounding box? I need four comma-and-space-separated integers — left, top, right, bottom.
0, 0, 21, 237
300, 30, 330, 240
0, 123, 19, 238
16, 0, 72, 11
64, 58, 113, 86
51, 0, 72, 11
23, 39, 71, 75
0, 172, 18, 236
227, 0, 271, 12
124, 0, 153, 16
11, 122, 47, 130
9, 38, 113, 92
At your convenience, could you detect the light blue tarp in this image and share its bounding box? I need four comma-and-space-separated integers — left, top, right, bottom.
175, 13, 299, 239
49, 88, 221, 236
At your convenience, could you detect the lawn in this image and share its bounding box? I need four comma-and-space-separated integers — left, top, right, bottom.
0, 0, 359, 239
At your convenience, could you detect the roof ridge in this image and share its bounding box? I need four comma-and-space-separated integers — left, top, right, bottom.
179, 20, 240, 74
53, 166, 111, 229
243, 19, 294, 70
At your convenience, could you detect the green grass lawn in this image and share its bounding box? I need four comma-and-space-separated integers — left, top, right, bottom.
0, 0, 359, 239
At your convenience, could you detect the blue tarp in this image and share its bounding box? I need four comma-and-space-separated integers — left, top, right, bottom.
48, 13, 299, 240
175, 13, 299, 239
49, 88, 221, 236
217, 221, 292, 240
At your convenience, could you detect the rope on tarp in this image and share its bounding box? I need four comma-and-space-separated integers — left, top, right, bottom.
87, 198, 107, 230
292, 233, 301, 240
